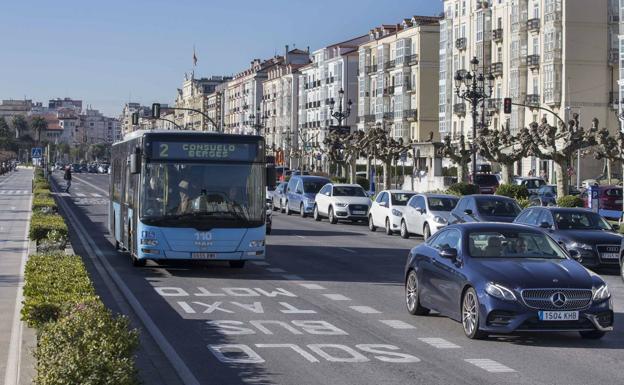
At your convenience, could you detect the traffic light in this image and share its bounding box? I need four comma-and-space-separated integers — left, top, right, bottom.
503, 98, 512, 114
131, 112, 139, 125
152, 103, 161, 119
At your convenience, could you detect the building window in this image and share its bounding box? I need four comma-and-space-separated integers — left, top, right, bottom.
476, 15, 483, 42
533, 2, 540, 18
532, 36, 539, 55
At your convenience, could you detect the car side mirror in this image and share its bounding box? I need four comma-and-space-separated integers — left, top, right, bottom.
568, 249, 582, 262
539, 222, 552, 229
416, 207, 424, 214
464, 209, 473, 215
439, 248, 458, 260
379, 201, 387, 207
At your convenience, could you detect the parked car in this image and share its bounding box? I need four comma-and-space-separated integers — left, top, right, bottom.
513, 177, 546, 196
265, 198, 273, 235
472, 173, 500, 194
369, 190, 417, 235
285, 175, 331, 217
448, 195, 521, 224
272, 182, 288, 212
313, 183, 371, 224
401, 194, 459, 240
405, 223, 613, 339
530, 184, 581, 206
514, 206, 622, 268
580, 185, 623, 211
71, 163, 82, 173
87, 164, 98, 173
97, 163, 110, 174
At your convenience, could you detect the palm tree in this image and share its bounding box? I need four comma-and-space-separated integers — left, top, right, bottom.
11, 115, 28, 139
30, 116, 48, 145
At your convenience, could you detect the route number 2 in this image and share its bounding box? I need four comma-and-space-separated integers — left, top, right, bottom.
159, 144, 169, 158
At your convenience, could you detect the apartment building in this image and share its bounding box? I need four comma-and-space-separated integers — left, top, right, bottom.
298, 36, 367, 170
357, 16, 441, 144
174, 75, 231, 131
119, 102, 153, 137
206, 82, 228, 132
262, 46, 311, 167
81, 108, 119, 144
440, 0, 619, 180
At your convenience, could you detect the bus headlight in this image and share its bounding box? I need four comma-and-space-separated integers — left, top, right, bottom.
141, 230, 156, 239
140, 239, 159, 246
249, 240, 265, 248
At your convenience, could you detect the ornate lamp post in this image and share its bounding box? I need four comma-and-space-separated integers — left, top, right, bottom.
248, 106, 268, 136
329, 88, 353, 127
454, 56, 495, 178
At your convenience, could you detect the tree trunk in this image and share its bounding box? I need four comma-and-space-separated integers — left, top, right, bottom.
383, 159, 392, 190
554, 159, 569, 199
349, 157, 357, 184
457, 161, 469, 183
501, 163, 514, 184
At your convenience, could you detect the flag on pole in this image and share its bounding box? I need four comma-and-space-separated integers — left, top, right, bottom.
193, 46, 197, 67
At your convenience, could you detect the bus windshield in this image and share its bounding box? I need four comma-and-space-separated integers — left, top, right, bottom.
141, 162, 264, 227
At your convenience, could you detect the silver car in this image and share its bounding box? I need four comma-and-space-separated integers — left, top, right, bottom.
400, 193, 459, 240
272, 182, 288, 212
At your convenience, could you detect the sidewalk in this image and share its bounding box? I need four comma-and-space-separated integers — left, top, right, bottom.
0, 168, 36, 385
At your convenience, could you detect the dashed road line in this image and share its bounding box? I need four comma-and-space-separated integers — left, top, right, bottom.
349, 306, 381, 314
251, 261, 270, 266
295, 235, 305, 239
465, 359, 516, 373
299, 283, 326, 290
281, 274, 303, 280
91, 193, 102, 197
379, 320, 416, 329
266, 267, 286, 273
339, 247, 357, 253
75, 192, 86, 197
418, 338, 461, 349
323, 294, 351, 301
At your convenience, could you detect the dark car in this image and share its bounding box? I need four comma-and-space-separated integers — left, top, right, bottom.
404, 223, 613, 339
87, 164, 98, 173
514, 207, 622, 268
472, 173, 500, 194
581, 185, 623, 211
531, 184, 581, 206
513, 177, 546, 196
449, 195, 521, 224
71, 163, 82, 173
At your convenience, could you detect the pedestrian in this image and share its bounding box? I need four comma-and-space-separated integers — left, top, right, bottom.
540, 169, 547, 181
63, 166, 72, 193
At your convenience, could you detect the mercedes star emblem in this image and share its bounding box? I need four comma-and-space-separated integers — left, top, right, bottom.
550, 292, 567, 308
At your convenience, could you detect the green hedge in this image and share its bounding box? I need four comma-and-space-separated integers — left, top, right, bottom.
29, 213, 68, 243
557, 195, 584, 208
35, 168, 44, 179
33, 181, 51, 190
32, 197, 57, 213
22, 254, 96, 328
447, 183, 479, 196
33, 188, 52, 199
495, 184, 529, 200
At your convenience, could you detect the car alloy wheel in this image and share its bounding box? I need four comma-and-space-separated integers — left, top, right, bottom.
385, 218, 392, 235
400, 220, 409, 239
285, 201, 291, 215
423, 224, 431, 241
280, 200, 286, 213
300, 204, 306, 218
462, 288, 485, 339
329, 207, 338, 224
620, 255, 624, 282
405, 270, 429, 315
314, 205, 321, 221
368, 216, 376, 232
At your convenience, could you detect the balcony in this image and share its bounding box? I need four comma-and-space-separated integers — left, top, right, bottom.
455, 37, 467, 50
490, 62, 503, 77
486, 98, 501, 112
364, 114, 376, 123
609, 49, 618, 65
404, 109, 417, 121
527, 18, 540, 32
386, 86, 395, 95
525, 94, 540, 107
386, 60, 396, 69
526, 54, 540, 69
383, 112, 394, 120
453, 103, 466, 116
492, 28, 503, 42
366, 64, 378, 74
609, 92, 619, 110
407, 54, 419, 65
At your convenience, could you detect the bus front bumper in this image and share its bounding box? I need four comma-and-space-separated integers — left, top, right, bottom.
138, 249, 265, 261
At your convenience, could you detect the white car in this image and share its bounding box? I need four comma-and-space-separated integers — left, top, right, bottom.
313, 183, 371, 224
400, 193, 459, 240
369, 190, 417, 235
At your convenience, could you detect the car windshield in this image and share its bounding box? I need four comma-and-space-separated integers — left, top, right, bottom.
303, 180, 327, 194
141, 162, 264, 227
391, 193, 415, 206
469, 231, 567, 259
554, 211, 612, 231
605, 188, 622, 197
474, 174, 498, 185
333, 186, 367, 197
476, 198, 521, 217
427, 197, 458, 211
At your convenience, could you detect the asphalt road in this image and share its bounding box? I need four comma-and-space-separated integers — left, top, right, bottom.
50, 172, 624, 385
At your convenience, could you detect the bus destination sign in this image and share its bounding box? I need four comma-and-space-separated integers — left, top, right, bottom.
151, 142, 256, 161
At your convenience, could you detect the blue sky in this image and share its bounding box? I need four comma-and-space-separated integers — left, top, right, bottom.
0, 0, 442, 117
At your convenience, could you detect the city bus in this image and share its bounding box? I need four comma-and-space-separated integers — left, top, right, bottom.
109, 130, 267, 268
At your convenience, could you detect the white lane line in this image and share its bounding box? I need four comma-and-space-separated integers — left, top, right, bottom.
465, 359, 516, 373
299, 283, 326, 290
295, 235, 305, 239
349, 305, 381, 314
251, 261, 270, 266
379, 320, 416, 329
419, 338, 461, 349
266, 267, 286, 273
91, 193, 102, 197
75, 192, 86, 197
339, 247, 357, 254
282, 274, 303, 280
323, 294, 351, 301
72, 175, 109, 195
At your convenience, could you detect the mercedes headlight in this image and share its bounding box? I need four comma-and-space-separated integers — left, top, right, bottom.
593, 284, 610, 302
392, 209, 403, 217
485, 283, 517, 301
566, 241, 593, 251
433, 216, 447, 224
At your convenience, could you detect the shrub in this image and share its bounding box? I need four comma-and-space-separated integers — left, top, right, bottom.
33, 188, 52, 199
332, 177, 348, 184
29, 213, 68, 243
34, 301, 139, 385
447, 183, 479, 196
34, 168, 44, 179
517, 198, 531, 209
33, 180, 50, 190
32, 197, 57, 213
495, 184, 529, 200
557, 195, 584, 208
22, 254, 96, 328
357, 177, 370, 191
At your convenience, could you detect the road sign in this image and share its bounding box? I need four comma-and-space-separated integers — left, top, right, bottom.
31, 147, 43, 159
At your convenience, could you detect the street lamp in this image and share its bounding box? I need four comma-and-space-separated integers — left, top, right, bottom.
329, 88, 352, 127
454, 56, 494, 178
249, 106, 268, 136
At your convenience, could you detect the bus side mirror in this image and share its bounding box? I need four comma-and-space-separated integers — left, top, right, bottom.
266, 165, 277, 190
130, 148, 141, 174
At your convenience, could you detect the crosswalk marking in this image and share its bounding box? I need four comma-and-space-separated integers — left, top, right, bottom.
379, 320, 416, 329
0, 190, 29, 195
299, 283, 326, 290
75, 193, 86, 197
465, 359, 516, 373
418, 338, 460, 349
91, 193, 102, 197
349, 306, 381, 314
323, 294, 351, 301
266, 268, 286, 273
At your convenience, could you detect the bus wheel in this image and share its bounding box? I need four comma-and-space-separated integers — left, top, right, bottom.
114, 240, 120, 251
229, 260, 245, 268
132, 255, 146, 267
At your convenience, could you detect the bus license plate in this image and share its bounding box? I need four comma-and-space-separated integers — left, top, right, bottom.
192, 253, 216, 260
538, 311, 579, 321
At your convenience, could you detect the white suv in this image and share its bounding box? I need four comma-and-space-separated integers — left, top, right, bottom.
401, 193, 459, 240
369, 190, 417, 235
313, 183, 371, 224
